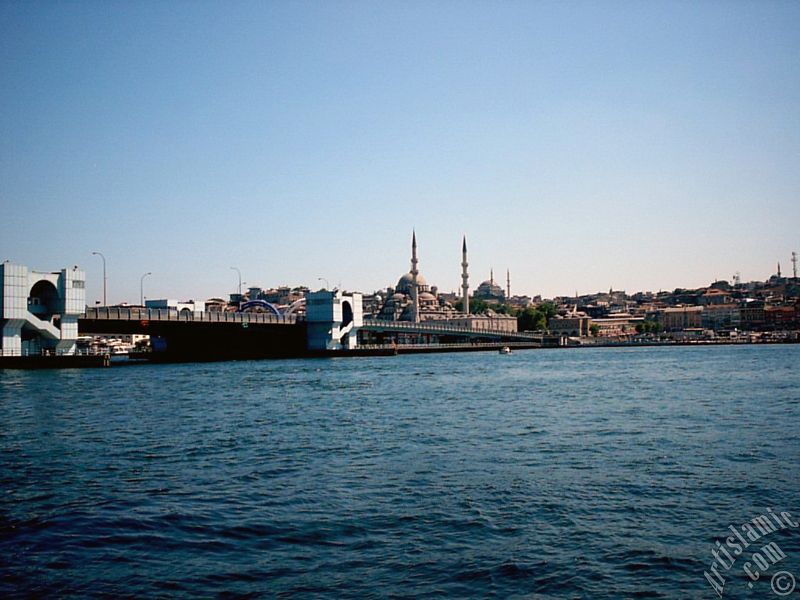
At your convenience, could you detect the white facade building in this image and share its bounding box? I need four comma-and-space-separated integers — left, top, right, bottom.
145, 298, 202, 315
0, 262, 85, 356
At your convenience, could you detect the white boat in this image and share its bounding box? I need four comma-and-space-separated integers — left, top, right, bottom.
499, 346, 512, 354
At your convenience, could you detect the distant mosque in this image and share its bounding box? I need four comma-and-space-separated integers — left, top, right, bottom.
375, 232, 517, 332
474, 268, 509, 303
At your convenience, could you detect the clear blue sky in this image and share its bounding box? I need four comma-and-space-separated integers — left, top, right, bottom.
2, 1, 799, 304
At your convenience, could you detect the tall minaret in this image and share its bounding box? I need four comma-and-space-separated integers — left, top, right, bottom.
490, 268, 494, 286
410, 230, 420, 323
461, 236, 470, 314
777, 262, 782, 278
506, 269, 510, 299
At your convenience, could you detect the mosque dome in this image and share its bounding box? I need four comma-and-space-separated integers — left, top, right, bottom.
398, 272, 427, 287
475, 278, 505, 300
397, 272, 427, 293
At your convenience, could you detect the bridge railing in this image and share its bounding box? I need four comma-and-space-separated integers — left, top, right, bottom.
0, 347, 102, 357
83, 307, 298, 325
358, 340, 542, 350
361, 318, 538, 339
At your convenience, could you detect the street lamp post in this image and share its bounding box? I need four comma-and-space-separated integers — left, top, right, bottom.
318, 277, 330, 290
140, 272, 152, 307
230, 267, 242, 296
91, 251, 107, 306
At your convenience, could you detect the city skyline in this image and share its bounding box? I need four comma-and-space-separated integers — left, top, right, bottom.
4, 237, 793, 306
2, 2, 799, 303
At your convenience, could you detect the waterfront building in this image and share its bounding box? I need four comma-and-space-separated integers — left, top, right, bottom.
589, 315, 642, 338
444, 311, 518, 333
739, 300, 766, 330
549, 309, 592, 337
700, 303, 741, 330
0, 262, 85, 356
765, 303, 800, 330
657, 306, 703, 332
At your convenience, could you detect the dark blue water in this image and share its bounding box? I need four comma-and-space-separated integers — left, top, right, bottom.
2, 345, 799, 598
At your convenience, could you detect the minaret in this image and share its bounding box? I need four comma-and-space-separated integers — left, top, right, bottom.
506, 269, 510, 299
490, 268, 494, 286
777, 262, 782, 278
410, 230, 420, 323
461, 236, 470, 314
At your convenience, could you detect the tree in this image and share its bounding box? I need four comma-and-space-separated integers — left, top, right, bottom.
469, 299, 489, 314
454, 298, 489, 314
539, 301, 558, 321
590, 324, 600, 337
636, 319, 661, 334
494, 303, 518, 316
518, 307, 546, 331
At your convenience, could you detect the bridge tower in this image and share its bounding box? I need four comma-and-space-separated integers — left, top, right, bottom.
0, 262, 85, 356
305, 289, 363, 351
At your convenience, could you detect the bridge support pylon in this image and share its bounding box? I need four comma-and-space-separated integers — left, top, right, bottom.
1, 263, 85, 357
305, 290, 363, 351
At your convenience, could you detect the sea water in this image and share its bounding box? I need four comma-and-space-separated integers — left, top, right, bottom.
1, 345, 799, 598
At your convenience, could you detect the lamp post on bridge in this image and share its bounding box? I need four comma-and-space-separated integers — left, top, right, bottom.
91, 251, 107, 306
230, 267, 242, 297
318, 277, 329, 290
140, 272, 152, 307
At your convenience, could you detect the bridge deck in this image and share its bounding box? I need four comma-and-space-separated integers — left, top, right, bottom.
83, 307, 298, 325
361, 318, 542, 341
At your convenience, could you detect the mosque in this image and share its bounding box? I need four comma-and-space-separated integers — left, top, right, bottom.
474, 269, 509, 303
374, 233, 517, 332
